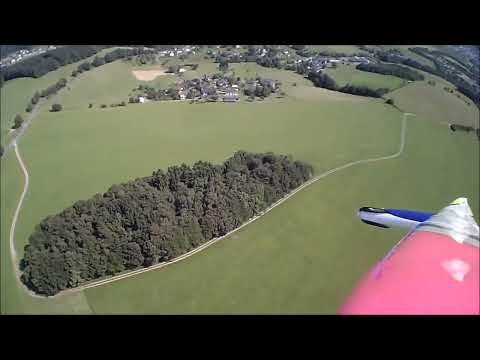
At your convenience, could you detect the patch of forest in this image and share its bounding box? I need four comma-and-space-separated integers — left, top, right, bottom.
20, 151, 314, 296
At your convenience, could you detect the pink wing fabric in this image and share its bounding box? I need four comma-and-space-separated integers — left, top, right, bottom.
339, 230, 479, 314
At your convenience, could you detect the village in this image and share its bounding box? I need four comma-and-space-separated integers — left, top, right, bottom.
0, 46, 57, 67
132, 72, 282, 104
205, 45, 372, 74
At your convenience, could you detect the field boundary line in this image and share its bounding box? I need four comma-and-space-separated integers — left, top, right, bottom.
10, 113, 413, 298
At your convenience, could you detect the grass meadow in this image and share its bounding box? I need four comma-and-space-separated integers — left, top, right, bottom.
325, 64, 407, 91
1, 50, 478, 314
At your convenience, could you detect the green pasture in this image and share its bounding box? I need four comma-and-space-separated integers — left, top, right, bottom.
1, 49, 478, 314
326, 64, 407, 91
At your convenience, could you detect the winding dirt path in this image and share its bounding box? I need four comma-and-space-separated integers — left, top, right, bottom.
9, 113, 414, 298
9, 142, 29, 279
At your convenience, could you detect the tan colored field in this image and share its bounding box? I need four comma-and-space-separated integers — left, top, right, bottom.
131, 68, 168, 81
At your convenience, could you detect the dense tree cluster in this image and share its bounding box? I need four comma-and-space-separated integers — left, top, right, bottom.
50, 104, 63, 112
92, 56, 106, 67
2, 46, 109, 81
166, 65, 180, 73
20, 151, 313, 296
356, 63, 424, 81
256, 55, 282, 69
77, 61, 92, 73
105, 48, 155, 63
31, 91, 40, 105
338, 84, 388, 98
307, 72, 337, 90
316, 50, 364, 58
12, 114, 24, 129
0, 145, 4, 158
219, 58, 229, 71
40, 78, 67, 98
242, 77, 280, 98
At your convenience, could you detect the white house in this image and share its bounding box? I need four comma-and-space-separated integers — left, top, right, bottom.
138, 97, 146, 103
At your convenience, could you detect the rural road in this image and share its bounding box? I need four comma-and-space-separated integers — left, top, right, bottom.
9, 112, 413, 298
9, 142, 29, 280
3, 98, 46, 155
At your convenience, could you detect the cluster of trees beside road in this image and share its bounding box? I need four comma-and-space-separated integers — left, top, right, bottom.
23, 78, 67, 114
307, 72, 388, 98
356, 63, 424, 81
12, 114, 24, 129
72, 48, 155, 77
20, 151, 314, 296
2, 46, 109, 81
2, 45, 155, 82
40, 78, 67, 98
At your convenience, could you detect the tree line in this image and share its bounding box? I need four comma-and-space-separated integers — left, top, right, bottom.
3, 46, 156, 82
307, 72, 388, 98
377, 50, 438, 76
72, 48, 155, 77
408, 48, 479, 104
2, 46, 109, 81
356, 63, 424, 81
20, 151, 314, 296
378, 49, 479, 105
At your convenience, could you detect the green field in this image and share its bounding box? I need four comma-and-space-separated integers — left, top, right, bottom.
1, 50, 478, 314
389, 81, 480, 128
85, 116, 478, 314
0, 48, 119, 145
325, 64, 407, 91
56, 61, 137, 110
